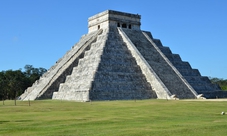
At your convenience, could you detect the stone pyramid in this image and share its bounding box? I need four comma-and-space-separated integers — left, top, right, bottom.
19, 10, 226, 101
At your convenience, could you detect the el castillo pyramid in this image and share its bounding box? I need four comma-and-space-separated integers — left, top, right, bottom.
19, 10, 227, 101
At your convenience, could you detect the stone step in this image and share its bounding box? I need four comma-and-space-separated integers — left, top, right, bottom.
172, 62, 192, 69
77, 56, 100, 66
79, 54, 101, 62
105, 39, 126, 44
158, 46, 172, 54
89, 89, 154, 100
104, 45, 128, 51
86, 47, 103, 55
102, 48, 132, 57
91, 80, 152, 91
105, 40, 127, 46
142, 31, 154, 39
73, 66, 96, 74
59, 81, 92, 91
189, 83, 217, 90
97, 63, 141, 73
84, 48, 103, 56
94, 71, 147, 82
184, 76, 211, 83
103, 43, 128, 50
88, 42, 103, 49
164, 54, 182, 62
72, 63, 98, 73
53, 90, 89, 101
177, 69, 201, 76
65, 75, 94, 83
139, 54, 162, 63
99, 56, 137, 65
152, 39, 163, 47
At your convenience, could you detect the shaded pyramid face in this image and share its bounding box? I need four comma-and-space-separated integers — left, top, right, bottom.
19, 10, 226, 101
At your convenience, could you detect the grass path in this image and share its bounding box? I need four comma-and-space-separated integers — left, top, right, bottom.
0, 99, 227, 136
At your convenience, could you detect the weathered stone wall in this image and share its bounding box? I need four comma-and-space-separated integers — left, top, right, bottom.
118, 27, 172, 99
123, 29, 197, 99
89, 27, 156, 100
152, 38, 222, 98
88, 10, 140, 33
19, 30, 102, 100
53, 29, 106, 101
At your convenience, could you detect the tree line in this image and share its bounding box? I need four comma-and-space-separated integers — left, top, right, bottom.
0, 65, 47, 100
210, 77, 227, 90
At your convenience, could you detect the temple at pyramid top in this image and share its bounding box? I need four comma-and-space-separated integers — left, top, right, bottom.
88, 10, 141, 33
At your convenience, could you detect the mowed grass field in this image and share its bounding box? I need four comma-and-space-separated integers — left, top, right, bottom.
0, 99, 227, 136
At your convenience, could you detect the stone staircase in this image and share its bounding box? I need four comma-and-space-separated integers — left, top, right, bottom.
89, 28, 156, 100
19, 29, 103, 100
52, 31, 107, 101
53, 28, 156, 101
123, 29, 197, 99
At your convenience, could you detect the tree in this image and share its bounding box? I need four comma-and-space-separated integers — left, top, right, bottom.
0, 72, 6, 103
4, 70, 26, 100
0, 65, 47, 100
210, 77, 227, 91
24, 65, 47, 85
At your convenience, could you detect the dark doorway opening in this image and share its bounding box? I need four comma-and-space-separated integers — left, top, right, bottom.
122, 24, 127, 28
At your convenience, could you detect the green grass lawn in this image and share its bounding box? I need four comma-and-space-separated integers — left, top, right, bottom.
0, 99, 227, 136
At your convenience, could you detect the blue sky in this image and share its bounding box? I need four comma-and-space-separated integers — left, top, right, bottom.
1, 0, 226, 79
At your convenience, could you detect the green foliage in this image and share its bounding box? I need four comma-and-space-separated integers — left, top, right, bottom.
1, 100, 227, 136
210, 77, 227, 91
24, 65, 47, 85
0, 65, 47, 100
